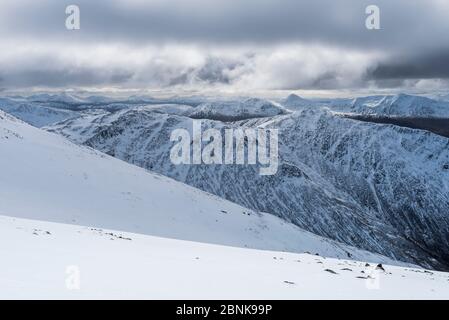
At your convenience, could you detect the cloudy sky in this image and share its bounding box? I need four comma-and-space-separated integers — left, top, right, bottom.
0, 0, 449, 96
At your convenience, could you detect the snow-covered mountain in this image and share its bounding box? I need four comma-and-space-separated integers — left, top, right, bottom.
26, 92, 87, 104
282, 94, 319, 110
2, 214, 448, 299
0, 109, 394, 262
45, 100, 449, 270
186, 98, 288, 121
0, 97, 78, 127
335, 94, 449, 117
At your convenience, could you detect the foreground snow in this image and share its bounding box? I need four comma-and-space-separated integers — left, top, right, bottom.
1, 215, 448, 300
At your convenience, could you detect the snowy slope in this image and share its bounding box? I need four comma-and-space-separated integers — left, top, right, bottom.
1, 215, 447, 299
0, 110, 395, 262
46, 103, 449, 270
0, 97, 78, 127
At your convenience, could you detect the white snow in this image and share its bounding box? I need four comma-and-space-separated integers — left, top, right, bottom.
0, 97, 78, 127
138, 104, 194, 115
186, 98, 288, 121
1, 215, 448, 300
346, 94, 449, 117
282, 94, 319, 110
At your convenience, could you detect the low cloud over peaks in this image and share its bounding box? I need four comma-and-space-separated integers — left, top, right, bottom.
0, 0, 448, 92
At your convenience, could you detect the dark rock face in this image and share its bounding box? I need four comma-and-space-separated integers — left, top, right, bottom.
340, 114, 449, 138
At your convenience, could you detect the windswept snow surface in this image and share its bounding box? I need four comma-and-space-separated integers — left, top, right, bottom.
0, 110, 394, 263
1, 215, 448, 299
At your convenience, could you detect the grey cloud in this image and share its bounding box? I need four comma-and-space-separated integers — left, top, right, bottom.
195, 57, 244, 84
1, 0, 448, 51
0, 0, 449, 91
369, 51, 449, 80
196, 59, 232, 84
167, 58, 238, 86
0, 68, 134, 88
309, 72, 340, 90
